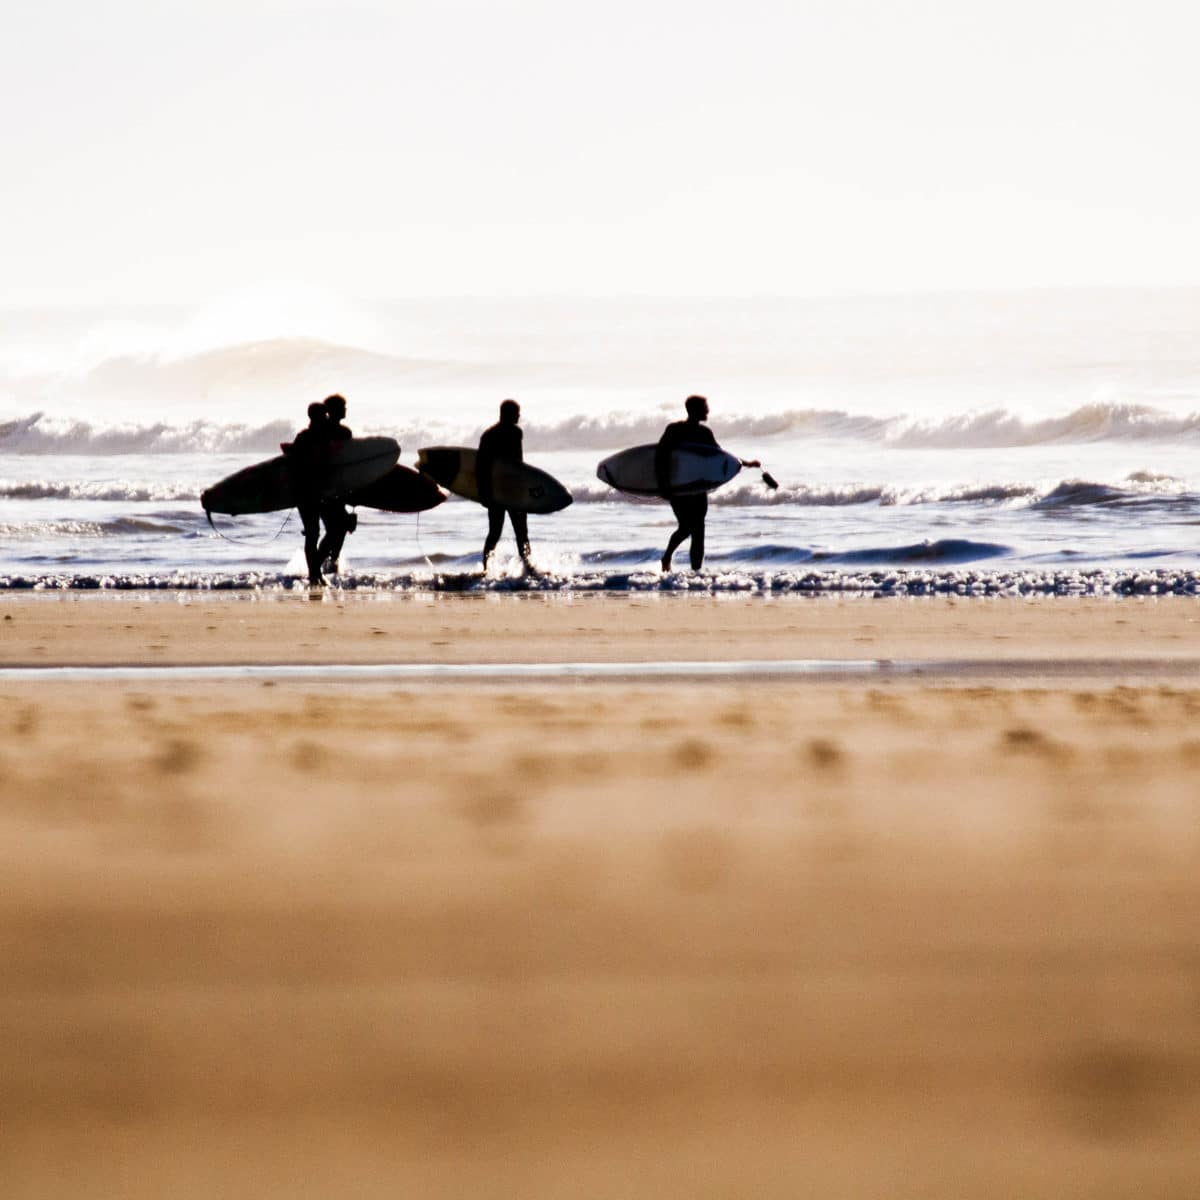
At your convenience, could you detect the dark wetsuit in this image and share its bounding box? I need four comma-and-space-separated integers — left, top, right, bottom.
317, 420, 354, 573
656, 419, 717, 571
477, 420, 531, 568
289, 419, 354, 583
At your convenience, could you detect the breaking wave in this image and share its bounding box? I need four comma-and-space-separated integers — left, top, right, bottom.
0, 479, 201, 502
885, 403, 1200, 448
0, 412, 298, 456
8, 399, 1200, 456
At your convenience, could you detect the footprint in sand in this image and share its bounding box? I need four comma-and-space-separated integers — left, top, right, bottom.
671, 738, 715, 770
151, 737, 204, 776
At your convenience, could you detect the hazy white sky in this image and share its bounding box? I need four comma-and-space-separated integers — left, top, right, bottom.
4, 0, 1200, 303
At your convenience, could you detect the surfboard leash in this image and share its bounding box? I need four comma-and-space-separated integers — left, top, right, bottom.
204, 507, 296, 546
414, 510, 436, 570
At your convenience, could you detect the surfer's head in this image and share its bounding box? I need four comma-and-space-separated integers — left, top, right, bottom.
323, 394, 347, 421
685, 394, 709, 421
499, 399, 520, 424
306, 401, 326, 425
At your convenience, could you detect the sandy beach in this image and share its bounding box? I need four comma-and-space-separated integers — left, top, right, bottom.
2, 592, 1200, 1197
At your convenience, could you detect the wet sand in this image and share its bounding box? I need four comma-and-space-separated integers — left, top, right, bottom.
2, 593, 1199, 1197
3, 589, 1200, 665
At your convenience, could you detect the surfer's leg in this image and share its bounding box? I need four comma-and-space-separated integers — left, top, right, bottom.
509, 510, 532, 567
482, 505, 505, 569
662, 529, 687, 571
689, 494, 708, 571
298, 502, 323, 584
318, 503, 351, 572
663, 497, 690, 571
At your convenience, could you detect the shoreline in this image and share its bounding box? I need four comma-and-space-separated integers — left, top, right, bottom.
4, 562, 1200, 596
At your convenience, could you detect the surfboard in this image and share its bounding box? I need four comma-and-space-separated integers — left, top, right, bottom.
201, 436, 400, 515
344, 464, 447, 513
416, 447, 573, 514
596, 443, 742, 497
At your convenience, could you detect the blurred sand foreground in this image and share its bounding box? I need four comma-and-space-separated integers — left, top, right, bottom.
1, 593, 1199, 1198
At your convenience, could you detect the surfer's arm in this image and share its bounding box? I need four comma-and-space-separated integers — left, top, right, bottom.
737, 457, 777, 488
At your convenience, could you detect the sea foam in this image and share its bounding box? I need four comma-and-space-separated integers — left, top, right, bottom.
3, 566, 1199, 596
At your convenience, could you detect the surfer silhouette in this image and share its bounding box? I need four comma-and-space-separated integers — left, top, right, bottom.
286, 394, 357, 586
657, 395, 759, 572
477, 399, 533, 572
315, 394, 355, 577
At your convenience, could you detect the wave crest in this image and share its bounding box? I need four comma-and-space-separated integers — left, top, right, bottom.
0, 478, 200, 502
0, 412, 298, 455
8, 399, 1200, 456
887, 402, 1200, 448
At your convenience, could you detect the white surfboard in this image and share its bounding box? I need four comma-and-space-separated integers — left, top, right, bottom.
597, 443, 742, 497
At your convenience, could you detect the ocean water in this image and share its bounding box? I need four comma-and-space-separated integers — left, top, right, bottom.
4, 290, 1200, 594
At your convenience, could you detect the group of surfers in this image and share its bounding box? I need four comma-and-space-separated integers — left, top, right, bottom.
286, 393, 759, 585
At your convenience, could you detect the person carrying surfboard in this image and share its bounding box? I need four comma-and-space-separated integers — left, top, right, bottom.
287, 401, 332, 585
314, 394, 356, 577
286, 394, 357, 585
477, 399, 534, 572
656, 395, 759, 572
